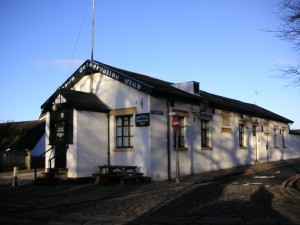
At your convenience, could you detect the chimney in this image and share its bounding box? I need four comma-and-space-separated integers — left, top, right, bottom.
172, 81, 200, 95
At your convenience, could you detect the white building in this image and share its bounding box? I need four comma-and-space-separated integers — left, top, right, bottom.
40, 60, 300, 181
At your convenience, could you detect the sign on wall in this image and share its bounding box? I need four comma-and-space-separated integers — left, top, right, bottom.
135, 113, 150, 127
172, 116, 179, 130
150, 110, 164, 115
49, 109, 73, 145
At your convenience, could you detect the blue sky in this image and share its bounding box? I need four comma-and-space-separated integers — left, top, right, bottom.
0, 0, 299, 129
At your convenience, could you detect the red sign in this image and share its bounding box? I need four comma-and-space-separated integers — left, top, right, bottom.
172, 117, 179, 130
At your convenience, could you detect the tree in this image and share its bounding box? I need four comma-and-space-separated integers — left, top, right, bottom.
273, 0, 300, 87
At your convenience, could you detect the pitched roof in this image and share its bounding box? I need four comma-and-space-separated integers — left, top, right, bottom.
42, 89, 110, 113
41, 59, 293, 124
95, 61, 293, 124
99, 61, 201, 102
0, 120, 45, 151
200, 91, 293, 124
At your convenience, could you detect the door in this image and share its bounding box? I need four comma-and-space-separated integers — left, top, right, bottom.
55, 143, 67, 168
253, 126, 258, 162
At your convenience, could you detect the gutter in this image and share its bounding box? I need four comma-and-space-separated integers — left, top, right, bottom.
107, 113, 110, 166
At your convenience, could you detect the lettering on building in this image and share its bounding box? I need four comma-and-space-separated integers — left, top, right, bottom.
62, 76, 75, 89
82, 61, 149, 92
62, 60, 152, 92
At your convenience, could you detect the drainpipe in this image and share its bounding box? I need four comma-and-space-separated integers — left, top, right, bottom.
90, 73, 94, 93
167, 100, 171, 180
107, 113, 110, 166
266, 136, 269, 162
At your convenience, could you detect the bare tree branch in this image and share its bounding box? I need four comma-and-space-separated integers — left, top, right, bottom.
270, 0, 300, 87
276, 65, 300, 87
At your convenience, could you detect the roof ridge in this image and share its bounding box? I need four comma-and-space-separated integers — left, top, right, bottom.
200, 90, 292, 123
99, 61, 173, 85
92, 60, 154, 89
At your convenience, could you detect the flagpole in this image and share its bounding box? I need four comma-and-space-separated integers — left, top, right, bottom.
90, 0, 95, 93
91, 0, 95, 61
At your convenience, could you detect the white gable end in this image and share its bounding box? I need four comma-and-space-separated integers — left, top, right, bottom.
72, 72, 150, 113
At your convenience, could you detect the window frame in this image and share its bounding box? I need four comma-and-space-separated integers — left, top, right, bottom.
253, 126, 257, 137
116, 115, 134, 148
282, 129, 286, 148
221, 111, 232, 133
201, 120, 210, 147
222, 111, 230, 127
239, 124, 246, 148
173, 116, 185, 148
274, 128, 279, 148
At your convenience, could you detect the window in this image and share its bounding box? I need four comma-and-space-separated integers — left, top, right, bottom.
201, 120, 210, 147
221, 111, 232, 133
222, 111, 230, 126
200, 102, 206, 112
239, 124, 246, 148
116, 115, 134, 148
253, 126, 257, 136
274, 128, 278, 148
173, 117, 185, 148
264, 120, 270, 133
194, 82, 200, 95
282, 130, 286, 148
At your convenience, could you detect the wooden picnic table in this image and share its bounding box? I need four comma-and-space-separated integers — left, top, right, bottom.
93, 165, 143, 185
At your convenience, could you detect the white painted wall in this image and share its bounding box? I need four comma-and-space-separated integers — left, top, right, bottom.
67, 110, 77, 178
287, 133, 300, 158
73, 73, 149, 113
45, 112, 53, 169
148, 99, 300, 181
44, 71, 300, 181
109, 121, 151, 176
73, 110, 108, 178
150, 97, 168, 180
73, 73, 152, 177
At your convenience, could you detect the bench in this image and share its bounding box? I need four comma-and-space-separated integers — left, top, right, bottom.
92, 173, 144, 185
118, 173, 144, 185
93, 165, 148, 185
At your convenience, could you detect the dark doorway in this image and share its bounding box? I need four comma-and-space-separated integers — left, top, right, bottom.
55, 143, 67, 168
49, 109, 73, 169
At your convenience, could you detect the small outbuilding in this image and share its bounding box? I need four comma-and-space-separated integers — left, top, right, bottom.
0, 120, 45, 171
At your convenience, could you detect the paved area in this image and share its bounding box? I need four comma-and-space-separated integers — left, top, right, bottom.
0, 159, 300, 225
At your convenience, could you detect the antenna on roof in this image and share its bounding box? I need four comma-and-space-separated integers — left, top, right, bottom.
254, 91, 260, 105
